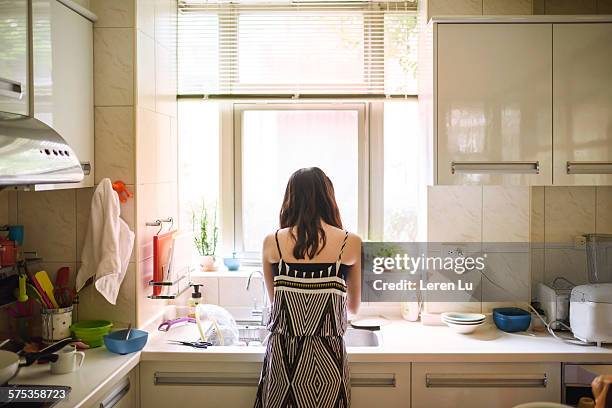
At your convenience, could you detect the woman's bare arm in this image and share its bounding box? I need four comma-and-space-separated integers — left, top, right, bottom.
345, 234, 362, 315
262, 234, 276, 303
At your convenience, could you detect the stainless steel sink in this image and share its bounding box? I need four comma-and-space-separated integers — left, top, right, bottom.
344, 328, 380, 347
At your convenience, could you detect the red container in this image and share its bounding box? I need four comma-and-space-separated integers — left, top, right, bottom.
0, 238, 18, 267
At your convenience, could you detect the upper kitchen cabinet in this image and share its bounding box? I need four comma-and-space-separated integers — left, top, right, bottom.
435, 23, 553, 185
32, 0, 95, 189
0, 0, 29, 116
553, 23, 612, 185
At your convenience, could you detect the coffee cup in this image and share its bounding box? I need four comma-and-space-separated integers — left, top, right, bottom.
50, 345, 85, 375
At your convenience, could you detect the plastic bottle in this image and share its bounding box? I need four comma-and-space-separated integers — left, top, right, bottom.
187, 284, 203, 318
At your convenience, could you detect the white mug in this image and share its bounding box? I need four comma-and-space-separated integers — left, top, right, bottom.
50, 345, 85, 375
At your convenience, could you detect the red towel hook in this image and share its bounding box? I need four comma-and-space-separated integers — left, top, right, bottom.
112, 180, 133, 204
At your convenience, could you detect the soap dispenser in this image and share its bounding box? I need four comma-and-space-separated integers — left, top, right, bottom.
188, 284, 203, 318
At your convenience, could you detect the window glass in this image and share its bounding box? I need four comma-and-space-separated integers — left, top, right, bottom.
241, 109, 360, 253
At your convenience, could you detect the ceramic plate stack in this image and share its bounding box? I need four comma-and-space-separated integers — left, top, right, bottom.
441, 312, 486, 334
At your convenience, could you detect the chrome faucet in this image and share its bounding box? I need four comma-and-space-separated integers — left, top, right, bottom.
246, 270, 268, 325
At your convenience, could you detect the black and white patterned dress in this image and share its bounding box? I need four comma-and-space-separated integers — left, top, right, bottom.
254, 230, 351, 408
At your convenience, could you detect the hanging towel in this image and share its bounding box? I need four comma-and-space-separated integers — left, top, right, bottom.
76, 178, 135, 305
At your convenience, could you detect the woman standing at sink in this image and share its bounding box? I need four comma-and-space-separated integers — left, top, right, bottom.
254, 167, 362, 408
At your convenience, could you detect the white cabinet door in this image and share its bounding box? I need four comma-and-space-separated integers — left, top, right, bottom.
553, 23, 612, 185
412, 362, 561, 408
139, 361, 261, 408
32, 0, 94, 189
436, 23, 553, 185
85, 368, 139, 408
350, 362, 410, 408
0, 0, 28, 116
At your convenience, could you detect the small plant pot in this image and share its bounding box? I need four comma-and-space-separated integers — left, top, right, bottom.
200, 255, 217, 272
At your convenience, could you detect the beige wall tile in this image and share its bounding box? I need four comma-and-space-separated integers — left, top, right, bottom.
429, 0, 483, 18
0, 191, 8, 225
533, 0, 546, 13
18, 190, 77, 263
155, 114, 173, 183
544, 186, 596, 243
175, 277, 219, 305
544, 247, 588, 286
94, 28, 134, 106
484, 0, 533, 14
598, 0, 612, 13
530, 186, 545, 243
219, 277, 265, 307
530, 248, 544, 299
483, 186, 530, 242
94, 107, 135, 184
596, 186, 612, 234
136, 108, 158, 184
137, 0, 155, 38
78, 262, 137, 326
136, 183, 157, 262
76, 187, 94, 262
428, 186, 482, 242
90, 0, 135, 28
545, 0, 597, 13
7, 191, 17, 224
136, 257, 166, 327
155, 43, 177, 118
136, 31, 156, 111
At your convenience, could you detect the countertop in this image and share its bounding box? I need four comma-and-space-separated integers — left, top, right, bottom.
9, 319, 612, 407
141, 319, 612, 364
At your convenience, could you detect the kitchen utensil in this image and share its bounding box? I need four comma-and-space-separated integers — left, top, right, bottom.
493, 307, 532, 333
585, 234, 612, 284
0, 350, 20, 384
11, 298, 33, 318
444, 320, 484, 334
167, 339, 212, 349
33, 271, 59, 309
153, 230, 176, 296
50, 345, 85, 375
0, 337, 73, 383
16, 274, 27, 303
55, 267, 70, 288
54, 287, 75, 308
104, 329, 148, 355
70, 320, 113, 348
25, 283, 44, 307
125, 323, 132, 340
158, 317, 196, 332
41, 306, 73, 343
538, 280, 572, 329
570, 283, 612, 346
350, 317, 390, 330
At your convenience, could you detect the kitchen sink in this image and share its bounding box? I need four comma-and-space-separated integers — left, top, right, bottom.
234, 326, 380, 347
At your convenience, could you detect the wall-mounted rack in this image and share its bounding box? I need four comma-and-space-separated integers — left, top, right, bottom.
146, 217, 174, 235
147, 273, 193, 299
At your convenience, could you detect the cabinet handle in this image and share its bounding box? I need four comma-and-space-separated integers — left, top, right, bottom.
100, 377, 130, 408
566, 161, 612, 175
451, 161, 540, 175
0, 77, 23, 100
155, 372, 260, 386
351, 373, 396, 387
425, 373, 547, 388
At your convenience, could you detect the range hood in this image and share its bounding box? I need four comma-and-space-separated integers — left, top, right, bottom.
0, 112, 84, 187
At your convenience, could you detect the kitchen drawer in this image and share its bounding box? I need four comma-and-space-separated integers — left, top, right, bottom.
412, 362, 561, 408
85, 367, 139, 408
350, 362, 410, 408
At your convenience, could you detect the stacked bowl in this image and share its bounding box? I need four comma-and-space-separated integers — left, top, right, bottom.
441, 312, 486, 334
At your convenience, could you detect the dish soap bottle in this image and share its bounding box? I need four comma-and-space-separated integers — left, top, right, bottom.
188, 284, 203, 318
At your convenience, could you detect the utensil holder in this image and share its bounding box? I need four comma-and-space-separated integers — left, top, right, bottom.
41, 306, 73, 343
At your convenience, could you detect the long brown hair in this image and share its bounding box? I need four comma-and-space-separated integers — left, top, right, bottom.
279, 167, 343, 259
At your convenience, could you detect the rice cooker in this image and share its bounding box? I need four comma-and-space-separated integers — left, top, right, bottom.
569, 283, 612, 346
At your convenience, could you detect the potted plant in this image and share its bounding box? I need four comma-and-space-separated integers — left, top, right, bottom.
192, 203, 219, 272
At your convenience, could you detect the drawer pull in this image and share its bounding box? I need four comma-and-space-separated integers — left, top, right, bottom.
451, 161, 540, 175
100, 377, 130, 408
0, 77, 23, 99
351, 373, 396, 387
567, 161, 612, 174
155, 372, 260, 386
425, 373, 547, 388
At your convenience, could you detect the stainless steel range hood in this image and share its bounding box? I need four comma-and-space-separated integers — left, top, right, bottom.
0, 112, 84, 187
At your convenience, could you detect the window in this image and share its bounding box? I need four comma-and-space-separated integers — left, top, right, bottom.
177, 0, 425, 261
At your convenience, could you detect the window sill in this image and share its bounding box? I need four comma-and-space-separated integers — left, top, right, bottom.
190, 264, 263, 278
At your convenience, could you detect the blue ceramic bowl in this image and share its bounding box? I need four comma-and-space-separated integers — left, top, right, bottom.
104, 329, 148, 354
223, 257, 241, 271
493, 307, 531, 333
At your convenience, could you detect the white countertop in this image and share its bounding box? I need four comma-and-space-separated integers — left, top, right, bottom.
9, 319, 612, 407
142, 319, 612, 364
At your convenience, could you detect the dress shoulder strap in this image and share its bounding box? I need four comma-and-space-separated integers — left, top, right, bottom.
337, 230, 349, 264
274, 229, 283, 261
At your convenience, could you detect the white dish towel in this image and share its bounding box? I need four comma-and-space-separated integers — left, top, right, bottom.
76, 178, 135, 305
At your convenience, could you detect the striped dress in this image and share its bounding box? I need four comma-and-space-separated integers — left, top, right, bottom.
254, 231, 350, 408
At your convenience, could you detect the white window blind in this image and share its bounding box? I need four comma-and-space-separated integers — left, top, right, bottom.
178, 0, 418, 98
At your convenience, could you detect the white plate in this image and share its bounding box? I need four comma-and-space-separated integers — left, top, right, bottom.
351, 317, 390, 329
442, 312, 486, 321
442, 317, 485, 326
444, 320, 484, 334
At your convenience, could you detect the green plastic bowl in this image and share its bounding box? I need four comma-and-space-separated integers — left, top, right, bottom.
70, 320, 113, 348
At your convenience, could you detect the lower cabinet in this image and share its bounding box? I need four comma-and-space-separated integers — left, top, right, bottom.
139, 361, 411, 408
411, 363, 561, 408
85, 367, 139, 408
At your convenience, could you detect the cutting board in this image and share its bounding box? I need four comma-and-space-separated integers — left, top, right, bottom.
153, 230, 176, 296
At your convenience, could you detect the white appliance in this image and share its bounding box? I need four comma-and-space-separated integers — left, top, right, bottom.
569, 283, 612, 346
537, 280, 573, 329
